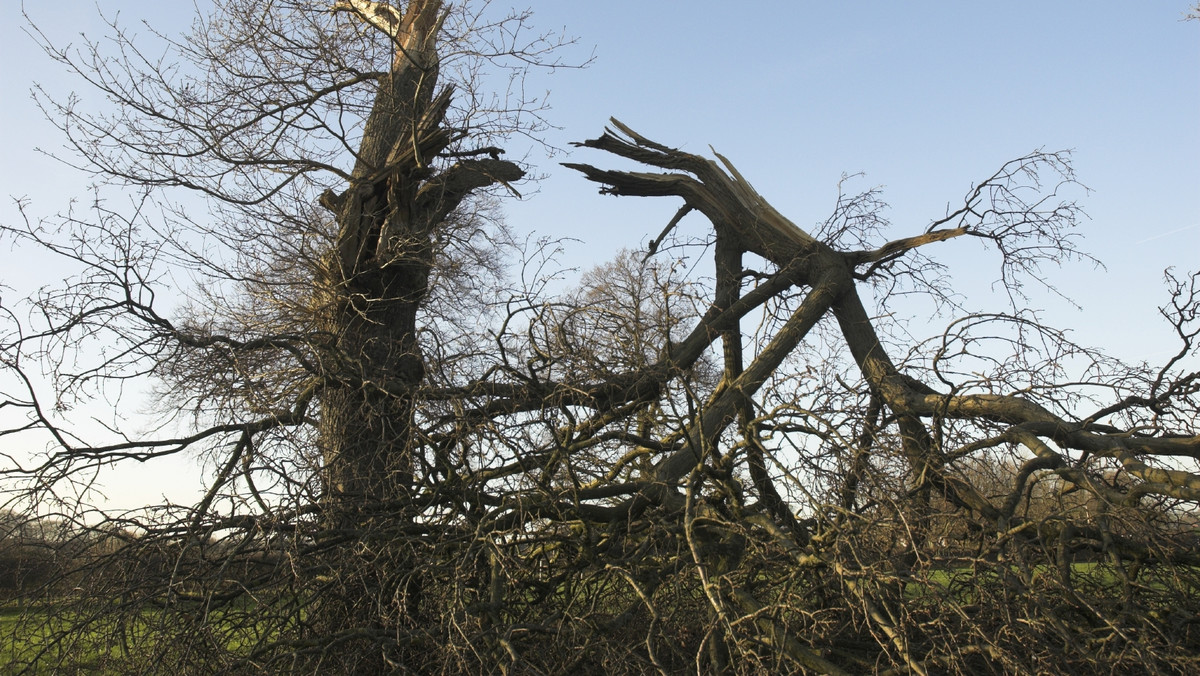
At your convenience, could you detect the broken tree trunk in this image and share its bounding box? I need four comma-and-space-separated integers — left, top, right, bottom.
320, 0, 522, 510
564, 121, 1200, 669
313, 2, 522, 665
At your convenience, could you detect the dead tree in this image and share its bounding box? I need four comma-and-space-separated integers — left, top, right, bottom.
557, 121, 1200, 674
3, 2, 1199, 674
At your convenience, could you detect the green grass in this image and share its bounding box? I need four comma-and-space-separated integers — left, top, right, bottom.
0, 601, 136, 674
0, 595, 311, 674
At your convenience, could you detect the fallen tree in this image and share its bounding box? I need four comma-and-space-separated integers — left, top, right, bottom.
2, 1, 1198, 674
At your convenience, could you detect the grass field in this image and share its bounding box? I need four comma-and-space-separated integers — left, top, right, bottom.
0, 595, 308, 674
0, 602, 116, 674
3, 563, 1197, 673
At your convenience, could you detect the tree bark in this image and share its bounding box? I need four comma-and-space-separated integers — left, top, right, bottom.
313, 3, 522, 664
320, 0, 521, 510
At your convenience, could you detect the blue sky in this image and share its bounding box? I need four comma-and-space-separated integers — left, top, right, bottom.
509, 1, 1200, 360
1, 1, 1197, 508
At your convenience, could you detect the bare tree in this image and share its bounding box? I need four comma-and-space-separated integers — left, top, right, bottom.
2, 0, 579, 672
3, 2, 1200, 675
560, 123, 1200, 674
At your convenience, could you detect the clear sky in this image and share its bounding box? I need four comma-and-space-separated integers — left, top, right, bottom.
1, 1, 1198, 510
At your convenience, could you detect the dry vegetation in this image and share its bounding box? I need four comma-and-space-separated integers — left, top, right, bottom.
2, 1, 1198, 674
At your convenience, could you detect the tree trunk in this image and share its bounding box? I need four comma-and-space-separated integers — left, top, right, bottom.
314, 1, 522, 666
320, 0, 443, 510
